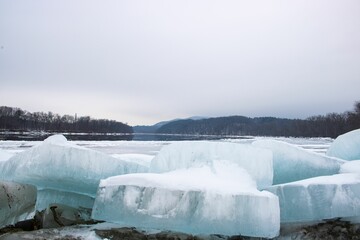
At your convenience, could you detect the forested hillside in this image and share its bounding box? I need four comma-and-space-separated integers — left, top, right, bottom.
2, 102, 359, 137
157, 102, 360, 138
0, 106, 133, 133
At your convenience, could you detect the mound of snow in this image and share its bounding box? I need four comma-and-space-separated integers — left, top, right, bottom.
92, 160, 280, 238
266, 174, 360, 223
0, 135, 148, 209
252, 140, 344, 185
150, 141, 273, 189
327, 129, 360, 160
0, 181, 37, 228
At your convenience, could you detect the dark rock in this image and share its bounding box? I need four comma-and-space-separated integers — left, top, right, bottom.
296, 218, 360, 240
41, 204, 94, 229
153, 231, 196, 240
95, 227, 148, 240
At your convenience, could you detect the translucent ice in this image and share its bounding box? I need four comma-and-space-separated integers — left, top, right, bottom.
0, 181, 37, 227
252, 140, 344, 185
0, 135, 148, 209
92, 161, 280, 238
150, 141, 273, 189
266, 174, 360, 223
327, 129, 360, 160
36, 189, 95, 210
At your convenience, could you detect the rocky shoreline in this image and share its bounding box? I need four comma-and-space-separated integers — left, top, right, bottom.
1, 218, 360, 240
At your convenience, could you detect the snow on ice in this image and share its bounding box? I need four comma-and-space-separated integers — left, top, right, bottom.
327, 129, 360, 160
150, 141, 273, 189
252, 139, 344, 185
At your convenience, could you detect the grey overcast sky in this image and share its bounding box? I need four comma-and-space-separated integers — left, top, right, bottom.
0, 0, 359, 125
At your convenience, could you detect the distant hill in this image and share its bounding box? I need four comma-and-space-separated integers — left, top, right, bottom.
156, 116, 300, 136
133, 116, 207, 133
156, 102, 360, 138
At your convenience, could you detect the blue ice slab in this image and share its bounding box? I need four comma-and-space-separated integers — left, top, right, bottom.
253, 139, 344, 185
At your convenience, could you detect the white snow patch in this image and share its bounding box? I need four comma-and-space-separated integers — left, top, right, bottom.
102, 160, 262, 195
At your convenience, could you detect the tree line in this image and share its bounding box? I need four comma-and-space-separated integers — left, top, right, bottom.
0, 106, 133, 133
157, 101, 360, 138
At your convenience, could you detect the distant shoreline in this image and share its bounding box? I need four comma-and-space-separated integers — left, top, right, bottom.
0, 131, 252, 141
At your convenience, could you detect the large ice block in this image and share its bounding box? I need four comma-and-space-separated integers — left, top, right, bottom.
150, 141, 273, 189
0, 181, 37, 228
92, 161, 280, 238
0, 135, 148, 209
252, 140, 344, 185
266, 174, 360, 223
327, 129, 360, 160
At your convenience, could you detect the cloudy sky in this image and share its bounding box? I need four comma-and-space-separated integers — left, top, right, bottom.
0, 0, 359, 125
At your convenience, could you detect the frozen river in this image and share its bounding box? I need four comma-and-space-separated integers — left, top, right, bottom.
0, 136, 333, 162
